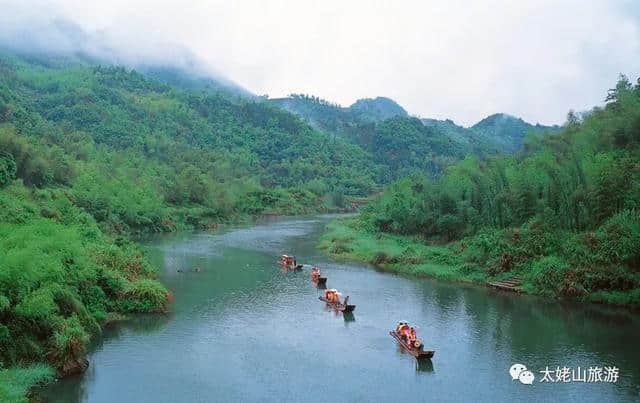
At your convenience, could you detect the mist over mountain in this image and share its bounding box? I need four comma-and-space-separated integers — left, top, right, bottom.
0, 17, 253, 98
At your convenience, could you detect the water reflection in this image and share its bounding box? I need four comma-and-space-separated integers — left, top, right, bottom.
343, 312, 356, 323
415, 359, 434, 373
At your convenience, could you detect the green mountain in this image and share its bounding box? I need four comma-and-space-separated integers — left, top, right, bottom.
421, 118, 494, 154
139, 65, 255, 98
269, 96, 467, 179
271, 94, 557, 155
346, 116, 467, 180
471, 113, 559, 153
268, 94, 356, 135
423, 114, 559, 154
269, 94, 408, 134
349, 96, 408, 122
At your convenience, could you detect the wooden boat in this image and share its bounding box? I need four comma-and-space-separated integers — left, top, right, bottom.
311, 275, 327, 285
389, 331, 434, 359
319, 296, 355, 312
278, 255, 301, 269
278, 256, 302, 270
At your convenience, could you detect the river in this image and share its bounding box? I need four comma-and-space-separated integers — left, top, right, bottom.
39, 216, 640, 402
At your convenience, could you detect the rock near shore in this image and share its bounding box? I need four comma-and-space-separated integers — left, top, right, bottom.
59, 358, 89, 377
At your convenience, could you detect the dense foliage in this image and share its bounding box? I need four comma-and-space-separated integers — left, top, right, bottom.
0, 182, 169, 373
338, 76, 640, 305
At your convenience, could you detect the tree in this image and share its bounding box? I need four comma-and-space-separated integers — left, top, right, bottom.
0, 152, 16, 187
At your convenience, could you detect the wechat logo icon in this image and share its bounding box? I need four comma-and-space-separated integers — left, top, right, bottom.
510, 363, 535, 385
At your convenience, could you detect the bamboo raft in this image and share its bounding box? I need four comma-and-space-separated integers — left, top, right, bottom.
389, 331, 434, 359
487, 276, 523, 293
319, 296, 355, 312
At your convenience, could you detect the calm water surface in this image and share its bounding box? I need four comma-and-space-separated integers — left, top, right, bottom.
40, 216, 640, 402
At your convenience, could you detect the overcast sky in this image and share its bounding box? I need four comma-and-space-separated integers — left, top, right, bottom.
2, 0, 639, 126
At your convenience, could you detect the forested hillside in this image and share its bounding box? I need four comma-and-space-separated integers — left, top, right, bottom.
323, 76, 640, 306
471, 113, 559, 153
270, 95, 467, 178
349, 116, 466, 180
422, 115, 559, 154
269, 94, 408, 135
271, 94, 558, 167
349, 97, 408, 122
0, 51, 384, 231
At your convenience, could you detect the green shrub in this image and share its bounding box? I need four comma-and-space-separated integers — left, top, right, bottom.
0, 364, 54, 403
596, 210, 640, 267
0, 151, 16, 187
47, 315, 90, 368
525, 255, 569, 297
120, 279, 169, 313
371, 251, 389, 264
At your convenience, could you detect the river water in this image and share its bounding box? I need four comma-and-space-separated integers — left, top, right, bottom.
40, 216, 640, 402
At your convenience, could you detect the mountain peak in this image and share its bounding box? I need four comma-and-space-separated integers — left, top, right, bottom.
349, 97, 408, 122
473, 113, 523, 128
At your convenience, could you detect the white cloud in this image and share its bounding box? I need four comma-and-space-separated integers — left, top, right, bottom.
1, 0, 638, 125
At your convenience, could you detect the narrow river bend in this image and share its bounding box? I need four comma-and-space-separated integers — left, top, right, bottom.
40, 216, 640, 402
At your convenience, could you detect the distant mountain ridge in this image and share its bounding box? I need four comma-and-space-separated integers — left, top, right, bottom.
270, 94, 558, 154
269, 95, 408, 135
470, 113, 559, 153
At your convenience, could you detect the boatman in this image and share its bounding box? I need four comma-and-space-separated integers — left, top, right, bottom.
409, 328, 417, 345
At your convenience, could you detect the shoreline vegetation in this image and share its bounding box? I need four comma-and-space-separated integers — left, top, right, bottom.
319, 217, 640, 308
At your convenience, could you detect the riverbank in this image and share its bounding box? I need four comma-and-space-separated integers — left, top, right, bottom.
319, 218, 640, 308
318, 218, 485, 283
